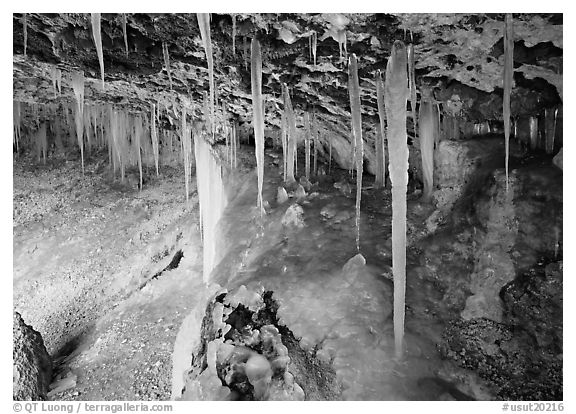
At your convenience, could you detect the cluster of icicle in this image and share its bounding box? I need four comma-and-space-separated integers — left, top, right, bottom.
11, 96, 187, 190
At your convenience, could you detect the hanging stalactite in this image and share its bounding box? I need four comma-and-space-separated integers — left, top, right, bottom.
407, 44, 418, 139
348, 53, 364, 252
231, 14, 237, 56
375, 70, 387, 188
503, 13, 514, 190
282, 83, 297, 184
122, 14, 129, 57
251, 38, 266, 216
71, 71, 85, 173
197, 13, 215, 136
162, 42, 173, 90
90, 13, 105, 89
384, 40, 409, 360
22, 13, 27, 57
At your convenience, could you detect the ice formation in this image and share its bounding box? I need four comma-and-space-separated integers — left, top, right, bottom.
122, 14, 129, 57
197, 13, 215, 136
71, 71, 85, 173
162, 42, 173, 90
181, 108, 192, 201
13, 101, 21, 152
375, 71, 387, 188
419, 101, 436, 203
407, 44, 418, 137
282, 83, 297, 184
90, 13, 105, 89
384, 40, 409, 359
545, 108, 558, 154
251, 38, 266, 216
151, 103, 159, 175
348, 54, 363, 252
503, 13, 514, 190
231, 14, 236, 56
529, 116, 538, 150
22, 14, 27, 57
304, 112, 311, 179
194, 135, 227, 282
311, 31, 317, 66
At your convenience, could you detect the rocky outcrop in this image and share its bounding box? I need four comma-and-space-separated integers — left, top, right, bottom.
13, 312, 52, 401
178, 286, 340, 400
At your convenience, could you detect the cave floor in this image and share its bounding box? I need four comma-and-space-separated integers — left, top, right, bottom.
13, 153, 204, 400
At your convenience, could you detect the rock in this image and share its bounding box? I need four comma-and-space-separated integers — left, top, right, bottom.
13, 312, 52, 401
276, 186, 289, 204
294, 184, 307, 200
47, 372, 77, 397
299, 176, 312, 191
553, 147, 562, 170
432, 138, 507, 212
333, 180, 352, 196
281, 204, 305, 229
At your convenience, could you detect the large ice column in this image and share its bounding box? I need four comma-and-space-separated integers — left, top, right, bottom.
384, 40, 409, 359
194, 136, 227, 283
375, 71, 387, 188
348, 54, 363, 252
251, 38, 266, 215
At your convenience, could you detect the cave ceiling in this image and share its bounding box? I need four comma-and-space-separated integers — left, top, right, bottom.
12, 13, 563, 140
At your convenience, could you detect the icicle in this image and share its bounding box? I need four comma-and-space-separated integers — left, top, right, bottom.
122, 14, 129, 57
232, 14, 237, 56
194, 135, 227, 283
197, 13, 215, 136
36, 123, 47, 164
503, 13, 514, 190
385, 40, 409, 359
251, 38, 266, 216
51, 66, 60, 98
304, 112, 311, 180
529, 116, 538, 151
135, 115, 143, 190
13, 101, 21, 153
348, 54, 364, 252
375, 70, 387, 188
22, 13, 27, 57
91, 13, 105, 89
181, 108, 191, 201
312, 113, 318, 175
282, 83, 297, 184
72, 71, 85, 173
545, 108, 556, 154
243, 37, 248, 70
419, 100, 436, 203
407, 44, 418, 138
311, 31, 317, 66
162, 42, 173, 90
281, 111, 288, 179
150, 103, 159, 175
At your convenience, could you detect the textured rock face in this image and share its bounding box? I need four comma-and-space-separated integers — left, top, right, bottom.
179, 287, 339, 400
12, 13, 563, 175
13, 312, 52, 401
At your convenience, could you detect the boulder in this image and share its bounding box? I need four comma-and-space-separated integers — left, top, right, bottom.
13, 312, 52, 401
